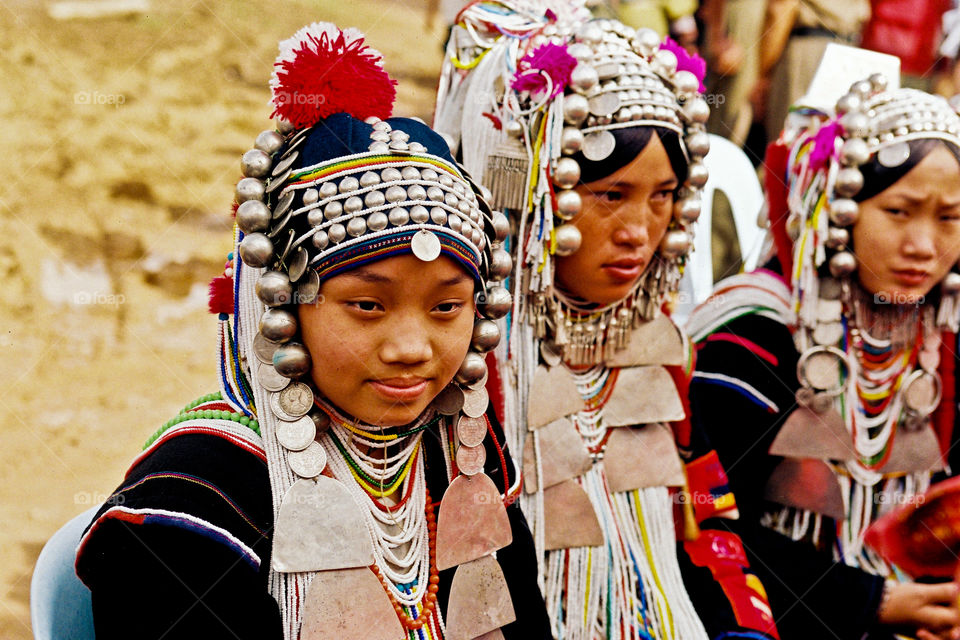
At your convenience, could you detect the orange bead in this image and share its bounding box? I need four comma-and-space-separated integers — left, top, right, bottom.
429, 574, 440, 585
428, 583, 439, 594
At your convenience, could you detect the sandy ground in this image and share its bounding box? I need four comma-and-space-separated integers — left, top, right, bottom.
0, 1, 449, 636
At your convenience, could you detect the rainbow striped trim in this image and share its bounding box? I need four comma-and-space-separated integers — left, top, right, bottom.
286, 152, 463, 187
313, 228, 481, 282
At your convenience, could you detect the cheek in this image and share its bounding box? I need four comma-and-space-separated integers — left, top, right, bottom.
300, 306, 375, 391
438, 313, 475, 375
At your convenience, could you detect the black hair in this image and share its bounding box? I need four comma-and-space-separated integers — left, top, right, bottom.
854, 138, 960, 202
572, 126, 688, 187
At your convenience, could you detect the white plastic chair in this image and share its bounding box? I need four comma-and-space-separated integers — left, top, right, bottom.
674, 134, 765, 323
30, 506, 100, 640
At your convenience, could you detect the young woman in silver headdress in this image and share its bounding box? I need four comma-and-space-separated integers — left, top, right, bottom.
75, 22, 552, 640
435, 4, 779, 640
687, 75, 960, 639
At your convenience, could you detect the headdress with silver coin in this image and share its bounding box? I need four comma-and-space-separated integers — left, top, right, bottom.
435, 6, 709, 367
211, 22, 518, 640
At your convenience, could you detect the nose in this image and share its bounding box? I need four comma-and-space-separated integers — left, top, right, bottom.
379, 313, 433, 365
902, 222, 937, 260
611, 212, 651, 248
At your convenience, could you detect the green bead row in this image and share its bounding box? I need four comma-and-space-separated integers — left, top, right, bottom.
142, 392, 260, 450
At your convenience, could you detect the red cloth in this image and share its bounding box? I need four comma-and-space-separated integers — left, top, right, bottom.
860, 0, 952, 76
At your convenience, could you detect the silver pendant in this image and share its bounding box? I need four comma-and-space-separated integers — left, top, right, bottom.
456, 444, 486, 476
540, 341, 562, 367
257, 362, 290, 392
797, 345, 849, 393
902, 369, 942, 417
526, 365, 582, 429
411, 229, 441, 262
287, 246, 309, 283
603, 366, 685, 426
769, 406, 855, 461
816, 298, 843, 323
588, 92, 620, 116
279, 381, 314, 417
434, 384, 465, 415
880, 425, 944, 473
298, 269, 321, 305
444, 555, 516, 640
253, 333, 279, 365
461, 387, 489, 418
275, 415, 317, 452
271, 477, 373, 572
878, 141, 911, 168
581, 130, 616, 161
604, 314, 685, 367
435, 474, 513, 570
812, 322, 844, 346
272, 150, 299, 176
273, 190, 296, 220
270, 392, 298, 421
456, 415, 487, 447
287, 441, 327, 478
299, 567, 404, 640
542, 478, 604, 550
603, 423, 685, 492
522, 417, 592, 493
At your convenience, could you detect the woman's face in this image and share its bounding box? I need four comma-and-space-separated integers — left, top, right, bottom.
554, 133, 678, 306
299, 254, 476, 427
853, 144, 960, 303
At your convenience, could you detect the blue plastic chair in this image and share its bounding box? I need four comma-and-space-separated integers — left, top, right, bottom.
30, 506, 100, 640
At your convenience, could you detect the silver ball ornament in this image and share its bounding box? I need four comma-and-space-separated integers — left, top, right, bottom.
563, 94, 590, 126
840, 138, 870, 166
576, 23, 603, 45
554, 224, 582, 256
489, 247, 513, 280
477, 285, 512, 319
236, 200, 272, 233
254, 130, 285, 155
561, 127, 584, 155
492, 212, 510, 242
256, 271, 294, 307
238, 233, 273, 268
828, 251, 858, 277
835, 93, 862, 115
673, 70, 700, 97
553, 158, 581, 189
240, 149, 273, 178
455, 352, 488, 385
828, 199, 859, 227
570, 64, 599, 94
471, 319, 501, 352
651, 49, 678, 77
835, 167, 864, 197
259, 308, 298, 343
840, 111, 870, 138
632, 28, 661, 57
273, 342, 312, 379
685, 131, 710, 157
686, 162, 709, 188
868, 73, 889, 93
555, 190, 582, 220
660, 229, 691, 258
275, 118, 294, 135
825, 226, 849, 249
682, 98, 710, 125
676, 198, 702, 223
236, 177, 266, 203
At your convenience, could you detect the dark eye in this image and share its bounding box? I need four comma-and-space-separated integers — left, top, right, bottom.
652, 189, 674, 202
347, 300, 382, 313
885, 207, 908, 217
600, 191, 623, 202
433, 301, 464, 314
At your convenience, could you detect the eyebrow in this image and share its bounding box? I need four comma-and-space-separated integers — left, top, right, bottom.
602, 177, 678, 189
437, 272, 473, 287
338, 267, 473, 288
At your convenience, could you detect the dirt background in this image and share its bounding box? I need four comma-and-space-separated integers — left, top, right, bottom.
0, 1, 449, 636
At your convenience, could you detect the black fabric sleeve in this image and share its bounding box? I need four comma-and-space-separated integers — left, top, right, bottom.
689, 314, 886, 640
86, 521, 282, 640
76, 433, 280, 639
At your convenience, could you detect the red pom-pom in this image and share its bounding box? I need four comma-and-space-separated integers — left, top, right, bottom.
208, 275, 234, 315
270, 23, 397, 129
